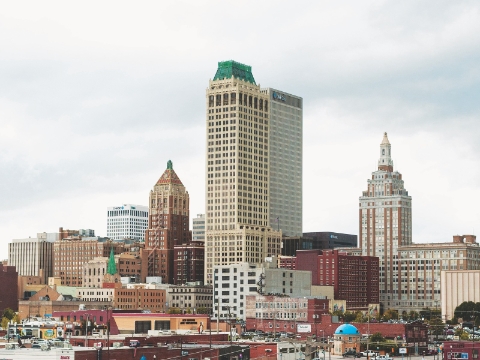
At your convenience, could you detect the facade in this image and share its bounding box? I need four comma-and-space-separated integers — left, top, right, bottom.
245, 296, 330, 335
107, 204, 148, 241
397, 234, 480, 315
0, 263, 18, 313
295, 249, 379, 311
167, 284, 213, 314
8, 233, 54, 284
192, 214, 206, 242
144, 160, 191, 284
117, 253, 145, 282
303, 232, 357, 250
76, 287, 114, 302
82, 257, 108, 288
441, 269, 480, 322
205, 60, 283, 284
263, 88, 303, 237
281, 236, 313, 256
332, 323, 361, 355
359, 133, 412, 310
173, 242, 205, 285
261, 268, 311, 297
113, 286, 167, 312
53, 238, 126, 286
213, 260, 312, 320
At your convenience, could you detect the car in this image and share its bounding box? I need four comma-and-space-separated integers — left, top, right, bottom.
426, 350, 438, 356
343, 350, 362, 358
31, 344, 42, 349
361, 350, 379, 357
377, 356, 391, 360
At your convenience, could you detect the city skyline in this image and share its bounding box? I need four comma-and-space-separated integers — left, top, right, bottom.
1, 1, 479, 260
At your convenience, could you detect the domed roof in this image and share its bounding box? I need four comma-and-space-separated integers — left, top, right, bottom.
334, 323, 360, 336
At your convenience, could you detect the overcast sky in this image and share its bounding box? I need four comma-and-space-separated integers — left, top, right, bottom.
1, 1, 479, 260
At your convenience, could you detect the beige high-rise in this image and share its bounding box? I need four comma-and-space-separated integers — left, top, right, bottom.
204, 61, 282, 284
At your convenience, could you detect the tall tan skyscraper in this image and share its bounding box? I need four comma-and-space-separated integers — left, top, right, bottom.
204, 61, 283, 284
145, 160, 190, 284
359, 132, 412, 309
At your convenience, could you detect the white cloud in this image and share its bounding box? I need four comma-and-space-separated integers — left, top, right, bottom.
0, 0, 479, 260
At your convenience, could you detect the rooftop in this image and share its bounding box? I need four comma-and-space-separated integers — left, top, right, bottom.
213, 60, 256, 85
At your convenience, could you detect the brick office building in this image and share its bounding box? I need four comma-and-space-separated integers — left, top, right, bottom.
173, 242, 205, 285
0, 263, 18, 312
295, 249, 379, 311
144, 160, 192, 284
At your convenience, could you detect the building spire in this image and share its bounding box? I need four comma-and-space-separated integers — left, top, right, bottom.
107, 248, 117, 275
378, 132, 393, 171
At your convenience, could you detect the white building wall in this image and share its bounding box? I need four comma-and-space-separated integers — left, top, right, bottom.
8, 236, 54, 283
106, 204, 148, 241
192, 214, 205, 242
441, 270, 480, 321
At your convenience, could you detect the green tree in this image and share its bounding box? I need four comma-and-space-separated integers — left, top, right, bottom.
2, 308, 15, 320
342, 311, 357, 323
168, 307, 182, 314
370, 332, 385, 343
428, 317, 444, 337
196, 307, 210, 314
408, 311, 419, 321
1, 317, 9, 329
383, 309, 399, 321
355, 312, 364, 323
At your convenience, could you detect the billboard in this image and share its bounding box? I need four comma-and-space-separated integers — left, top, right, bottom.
297, 324, 312, 333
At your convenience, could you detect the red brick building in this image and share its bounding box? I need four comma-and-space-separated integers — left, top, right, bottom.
295, 249, 379, 311
144, 160, 192, 284
245, 295, 330, 336
0, 264, 18, 312
173, 242, 205, 285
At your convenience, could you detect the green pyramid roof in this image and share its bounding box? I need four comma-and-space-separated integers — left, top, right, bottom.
213, 60, 256, 85
107, 248, 117, 275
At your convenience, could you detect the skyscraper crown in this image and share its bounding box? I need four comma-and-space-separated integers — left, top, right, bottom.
213, 60, 256, 85
156, 160, 184, 186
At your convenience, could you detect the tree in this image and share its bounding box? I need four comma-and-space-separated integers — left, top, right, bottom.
370, 332, 385, 343
383, 309, 399, 321
167, 307, 182, 314
355, 312, 364, 323
196, 307, 210, 314
1, 317, 9, 330
2, 308, 15, 321
342, 311, 357, 323
408, 311, 419, 321
428, 317, 444, 337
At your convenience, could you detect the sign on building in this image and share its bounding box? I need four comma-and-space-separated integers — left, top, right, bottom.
297, 324, 312, 333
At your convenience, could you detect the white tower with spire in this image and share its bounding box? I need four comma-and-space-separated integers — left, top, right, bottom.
378, 132, 393, 170
359, 133, 412, 310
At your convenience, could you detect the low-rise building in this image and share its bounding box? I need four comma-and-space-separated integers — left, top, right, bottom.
214, 259, 312, 321
167, 283, 213, 314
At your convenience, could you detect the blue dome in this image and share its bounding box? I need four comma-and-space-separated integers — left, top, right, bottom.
334, 324, 360, 336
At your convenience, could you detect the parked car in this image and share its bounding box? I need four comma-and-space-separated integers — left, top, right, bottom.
377, 355, 391, 360
343, 350, 362, 358
427, 350, 438, 356
360, 350, 379, 357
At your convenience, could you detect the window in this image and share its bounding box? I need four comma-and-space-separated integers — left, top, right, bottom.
135, 321, 151, 333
